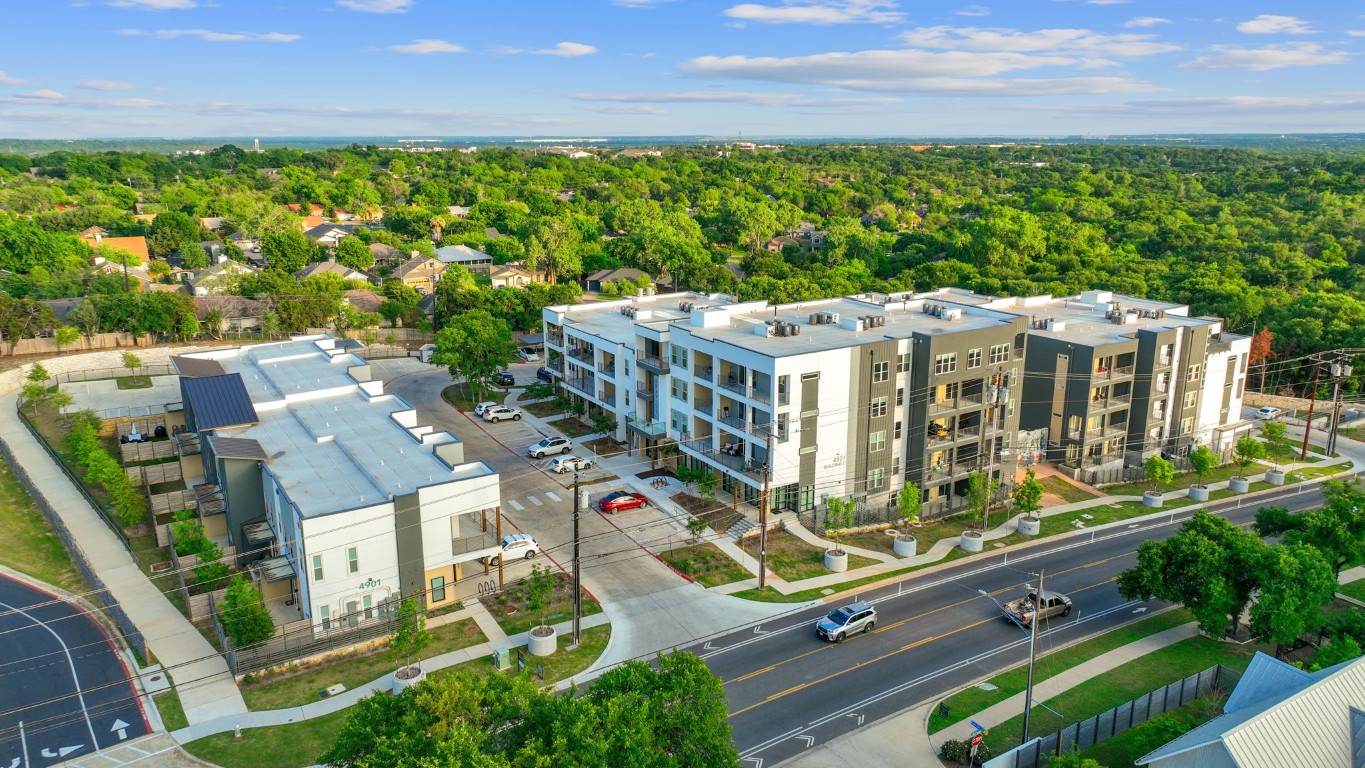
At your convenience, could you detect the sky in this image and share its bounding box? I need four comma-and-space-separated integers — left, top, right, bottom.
0, 0, 1362, 138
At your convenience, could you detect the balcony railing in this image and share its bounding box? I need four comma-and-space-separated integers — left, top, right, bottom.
635, 383, 655, 400
1158, 355, 1173, 367
695, 401, 713, 416
564, 376, 595, 395
546, 331, 563, 347
929, 397, 958, 415
1114, 365, 1135, 376
636, 351, 670, 373
567, 347, 594, 363
597, 360, 616, 377
597, 390, 614, 404
451, 529, 500, 558
694, 367, 714, 382
719, 378, 747, 397
719, 413, 748, 432
626, 415, 667, 437
718, 379, 771, 404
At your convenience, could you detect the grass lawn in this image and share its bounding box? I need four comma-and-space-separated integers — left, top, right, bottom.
1079, 696, 1225, 767
183, 708, 349, 768
661, 542, 753, 587
434, 623, 612, 689
739, 530, 878, 582
1264, 440, 1329, 463
1104, 462, 1265, 496
980, 634, 1263, 753
441, 383, 505, 412
1287, 461, 1351, 481
551, 418, 597, 439
0, 459, 89, 593
928, 609, 1195, 733
239, 618, 487, 711
115, 375, 153, 389
1208, 481, 1273, 501
1038, 475, 1100, 504
481, 572, 603, 636
154, 689, 188, 731
522, 400, 564, 418
839, 528, 902, 555
1338, 578, 1365, 603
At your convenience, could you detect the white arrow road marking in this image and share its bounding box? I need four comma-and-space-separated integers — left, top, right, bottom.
742, 758, 763, 768
753, 625, 768, 635
507, 499, 525, 511
544, 491, 561, 502
797, 735, 814, 747
1133, 607, 1148, 614
40, 746, 83, 758
845, 713, 864, 726
7, 756, 19, 768
1127, 524, 1139, 528
703, 641, 717, 651
528, 495, 544, 507
111, 719, 130, 740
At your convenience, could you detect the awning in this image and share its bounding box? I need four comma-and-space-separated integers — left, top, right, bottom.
243, 521, 275, 545
257, 555, 295, 583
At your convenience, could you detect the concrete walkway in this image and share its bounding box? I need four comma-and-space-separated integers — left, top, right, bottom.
0, 392, 248, 725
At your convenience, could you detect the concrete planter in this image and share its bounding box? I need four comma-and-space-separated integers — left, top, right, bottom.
1017, 516, 1041, 536
824, 550, 849, 572
1265, 470, 1286, 486
1143, 491, 1163, 508
528, 625, 557, 657
1229, 477, 1250, 493
392, 665, 425, 693
1188, 485, 1210, 501
892, 534, 917, 558
960, 531, 984, 553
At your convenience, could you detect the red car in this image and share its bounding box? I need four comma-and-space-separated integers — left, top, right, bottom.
598, 491, 650, 514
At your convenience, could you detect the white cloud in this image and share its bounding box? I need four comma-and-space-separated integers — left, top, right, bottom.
75, 79, 136, 90
109, 0, 196, 8
679, 50, 1157, 94
1237, 15, 1313, 35
1125, 16, 1169, 28
0, 71, 25, 85
585, 104, 669, 115
723, 1, 903, 25
532, 42, 598, 57
899, 26, 1180, 57
120, 28, 301, 42
337, 0, 413, 12
1131, 95, 1365, 113
1182, 42, 1347, 70
571, 90, 903, 106
13, 90, 66, 102
956, 6, 990, 17
388, 38, 465, 54
1348, 30, 1365, 37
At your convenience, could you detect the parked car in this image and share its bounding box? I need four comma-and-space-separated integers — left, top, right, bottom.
1000, 589, 1072, 629
495, 371, 515, 387
473, 401, 498, 417
598, 490, 649, 514
528, 436, 573, 458
1257, 406, 1284, 420
518, 347, 542, 363
816, 601, 878, 642
549, 455, 595, 474
482, 405, 522, 423
536, 367, 557, 383
483, 533, 539, 566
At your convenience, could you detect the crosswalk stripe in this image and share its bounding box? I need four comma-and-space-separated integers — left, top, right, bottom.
528, 495, 543, 506
507, 498, 525, 511
544, 491, 561, 502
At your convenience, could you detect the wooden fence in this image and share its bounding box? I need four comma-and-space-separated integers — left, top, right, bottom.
127, 462, 182, 486
150, 489, 196, 516
120, 440, 177, 463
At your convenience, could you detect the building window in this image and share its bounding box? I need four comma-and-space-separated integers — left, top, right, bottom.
778, 375, 790, 405
1179, 416, 1193, 435
802, 372, 820, 381
990, 343, 1010, 365
312, 554, 324, 581
1154, 400, 1166, 418
867, 468, 886, 490
873, 361, 890, 383
347, 547, 359, 574
1007, 400, 1015, 418
1187, 364, 1201, 381
894, 420, 902, 440
670, 347, 688, 367
934, 353, 957, 375
1160, 344, 1174, 365
892, 454, 900, 475
1184, 391, 1197, 409
800, 485, 815, 511
430, 576, 447, 603
896, 387, 905, 407
967, 348, 982, 369
1239, 353, 1247, 374
869, 430, 886, 452
363, 595, 374, 620
870, 397, 888, 418
897, 352, 912, 373
319, 604, 330, 631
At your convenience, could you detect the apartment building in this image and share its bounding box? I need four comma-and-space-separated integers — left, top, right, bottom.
172, 336, 503, 632
546, 291, 1028, 518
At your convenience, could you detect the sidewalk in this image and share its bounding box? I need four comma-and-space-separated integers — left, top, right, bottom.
0, 392, 248, 725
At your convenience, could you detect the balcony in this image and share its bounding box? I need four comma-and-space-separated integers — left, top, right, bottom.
719, 412, 748, 432
597, 360, 616, 377
694, 367, 714, 382
546, 331, 563, 348
564, 375, 595, 396
635, 383, 655, 400
695, 400, 713, 416
1091, 392, 1132, 410
626, 415, 667, 437
1158, 355, 1173, 367
719, 378, 747, 397
451, 529, 500, 559
597, 390, 614, 404
567, 347, 594, 364
929, 397, 958, 415
636, 351, 670, 374
1114, 365, 1135, 377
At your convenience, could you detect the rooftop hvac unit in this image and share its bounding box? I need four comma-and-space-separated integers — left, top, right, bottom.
825, 312, 840, 324
809, 313, 823, 325
679, 301, 694, 312
754, 322, 776, 337
775, 323, 789, 337
943, 309, 962, 322
788, 322, 801, 336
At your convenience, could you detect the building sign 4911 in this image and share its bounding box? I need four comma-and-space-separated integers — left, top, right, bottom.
358, 577, 382, 591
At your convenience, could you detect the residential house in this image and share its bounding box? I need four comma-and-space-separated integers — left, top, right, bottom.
188, 260, 259, 297
484, 227, 505, 241
41, 298, 86, 324
301, 215, 327, 231
488, 264, 540, 289
171, 337, 505, 631
434, 244, 493, 273
332, 209, 355, 222
285, 203, 325, 217
369, 243, 408, 269
83, 232, 151, 266
447, 205, 471, 219
91, 257, 151, 291
193, 295, 265, 334
304, 223, 351, 246
343, 289, 383, 315
199, 216, 227, 232
584, 267, 657, 293
1137, 652, 1365, 768
295, 260, 375, 285
392, 254, 446, 295
79, 226, 108, 239
765, 235, 803, 253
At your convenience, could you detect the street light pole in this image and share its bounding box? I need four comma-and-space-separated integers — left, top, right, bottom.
1021, 568, 1044, 745
1326, 360, 1353, 456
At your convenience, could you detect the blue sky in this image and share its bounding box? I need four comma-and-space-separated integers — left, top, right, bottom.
0, 0, 1361, 138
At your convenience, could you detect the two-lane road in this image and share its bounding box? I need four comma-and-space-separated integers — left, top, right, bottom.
687, 482, 1333, 767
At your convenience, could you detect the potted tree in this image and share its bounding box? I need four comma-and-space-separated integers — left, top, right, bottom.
1187, 445, 1217, 501
1143, 454, 1175, 508
1229, 435, 1265, 493
1261, 421, 1288, 485
893, 483, 922, 557
525, 563, 558, 657
960, 471, 997, 552
823, 497, 854, 572
1013, 469, 1044, 535
390, 597, 431, 692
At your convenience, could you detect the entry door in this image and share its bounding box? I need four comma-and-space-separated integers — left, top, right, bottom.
346, 600, 360, 628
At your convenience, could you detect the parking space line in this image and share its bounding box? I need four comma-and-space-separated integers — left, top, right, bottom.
544, 491, 561, 502
528, 496, 543, 507
507, 499, 525, 511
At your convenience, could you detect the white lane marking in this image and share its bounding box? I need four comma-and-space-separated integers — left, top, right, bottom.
19, 721, 29, 768
0, 600, 100, 750
507, 499, 525, 511
545, 491, 562, 502
111, 719, 130, 740
528, 496, 544, 507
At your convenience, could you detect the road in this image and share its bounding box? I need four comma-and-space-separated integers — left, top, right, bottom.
688, 481, 1333, 768
0, 576, 147, 768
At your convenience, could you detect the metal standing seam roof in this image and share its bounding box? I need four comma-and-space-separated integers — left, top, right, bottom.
171, 355, 227, 378
206, 435, 268, 461
181, 374, 259, 430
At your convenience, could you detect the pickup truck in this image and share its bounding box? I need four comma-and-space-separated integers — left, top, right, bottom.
1001, 590, 1072, 629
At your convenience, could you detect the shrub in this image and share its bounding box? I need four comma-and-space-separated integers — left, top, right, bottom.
939, 738, 968, 763
220, 575, 275, 647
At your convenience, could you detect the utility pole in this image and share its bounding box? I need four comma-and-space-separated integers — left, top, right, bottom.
758, 430, 773, 590
571, 473, 583, 647
1300, 359, 1322, 461
1021, 568, 1044, 745
1326, 360, 1353, 456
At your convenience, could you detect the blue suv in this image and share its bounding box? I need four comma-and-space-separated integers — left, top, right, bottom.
816, 601, 877, 642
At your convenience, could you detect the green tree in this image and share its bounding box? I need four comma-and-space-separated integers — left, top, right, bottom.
219, 575, 275, 647
1260, 421, 1288, 469
824, 496, 854, 554
431, 309, 516, 403
590, 409, 617, 436
54, 325, 80, 353
897, 482, 923, 529
1250, 543, 1336, 646
179, 241, 209, 270
1310, 635, 1363, 672
179, 313, 201, 340
1255, 480, 1365, 578
335, 236, 375, 272
1043, 752, 1108, 768
20, 382, 47, 414
524, 563, 555, 633
121, 351, 141, 375
390, 596, 431, 669
1144, 454, 1175, 495
967, 470, 1000, 531
1232, 435, 1266, 479
1012, 468, 1044, 520
1188, 445, 1218, 488
49, 390, 74, 424
260, 229, 316, 274
67, 300, 101, 344
26, 362, 50, 383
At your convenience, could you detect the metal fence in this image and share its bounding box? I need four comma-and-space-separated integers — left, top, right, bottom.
0, 435, 148, 662
222, 601, 403, 676
54, 363, 175, 384
984, 664, 1241, 768
14, 401, 130, 547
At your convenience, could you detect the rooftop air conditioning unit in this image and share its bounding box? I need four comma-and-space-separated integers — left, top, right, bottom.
788, 323, 801, 336
809, 313, 823, 325
943, 309, 962, 322
755, 322, 776, 337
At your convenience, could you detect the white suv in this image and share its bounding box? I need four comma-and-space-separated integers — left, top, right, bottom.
528, 436, 572, 458
483, 533, 539, 566
549, 455, 595, 474
482, 405, 523, 423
